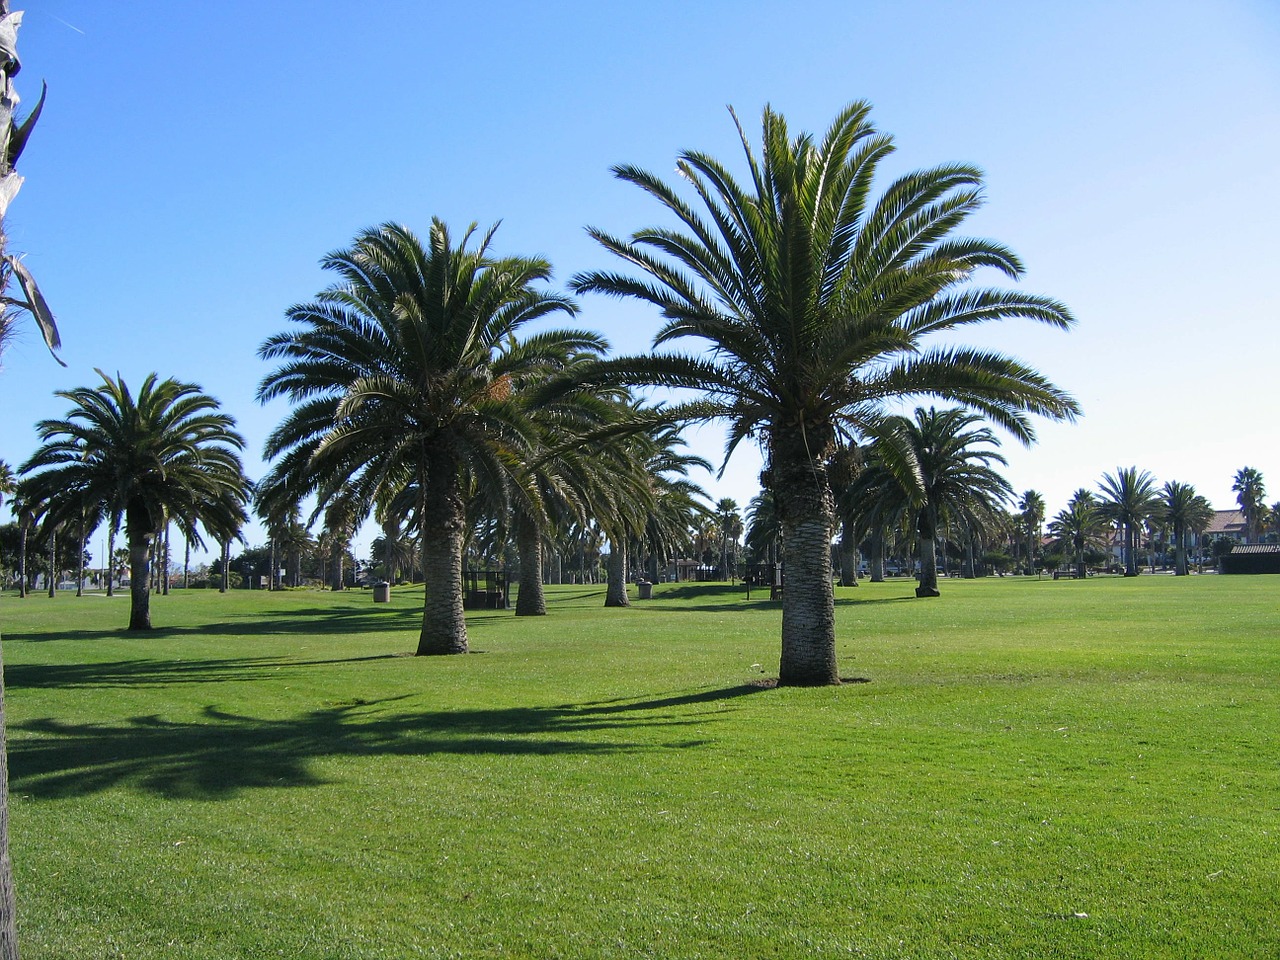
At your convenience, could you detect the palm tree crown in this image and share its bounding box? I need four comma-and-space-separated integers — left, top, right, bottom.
571, 103, 1079, 682
20, 371, 249, 628
258, 220, 590, 654
1232, 467, 1266, 543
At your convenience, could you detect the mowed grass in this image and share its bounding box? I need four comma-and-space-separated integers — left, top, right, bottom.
2, 575, 1278, 959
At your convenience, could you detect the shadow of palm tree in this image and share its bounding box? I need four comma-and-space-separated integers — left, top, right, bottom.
9, 684, 768, 801
3, 654, 398, 690
5, 605, 423, 644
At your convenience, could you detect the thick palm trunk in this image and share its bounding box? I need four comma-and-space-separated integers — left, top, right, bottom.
604, 537, 629, 607
417, 449, 467, 655
774, 432, 839, 685
869, 529, 885, 582
331, 543, 345, 591
1174, 526, 1189, 576
1123, 523, 1139, 577
515, 517, 546, 616
127, 522, 154, 631
916, 510, 941, 598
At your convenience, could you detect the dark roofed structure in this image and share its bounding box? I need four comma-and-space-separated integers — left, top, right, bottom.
1220, 543, 1280, 575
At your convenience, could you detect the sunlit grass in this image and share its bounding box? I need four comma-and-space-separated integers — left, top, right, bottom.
2, 575, 1277, 958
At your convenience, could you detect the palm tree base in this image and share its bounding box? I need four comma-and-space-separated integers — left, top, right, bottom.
915, 585, 941, 598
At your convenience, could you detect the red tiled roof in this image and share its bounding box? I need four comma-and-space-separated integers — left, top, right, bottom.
1205, 510, 1247, 535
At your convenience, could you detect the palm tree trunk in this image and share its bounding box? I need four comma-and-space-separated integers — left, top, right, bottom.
416, 447, 468, 655
161, 524, 170, 596
1174, 524, 1188, 576
76, 519, 86, 596
916, 510, 941, 598
515, 517, 546, 616
46, 529, 56, 598
126, 520, 153, 631
773, 432, 839, 685
1124, 523, 1138, 577
838, 519, 858, 587
184, 536, 191, 589
605, 536, 629, 607
332, 541, 345, 591
106, 520, 116, 597
219, 540, 229, 593
869, 528, 885, 582
15, 520, 25, 599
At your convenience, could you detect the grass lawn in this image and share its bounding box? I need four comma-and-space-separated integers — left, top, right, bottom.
2, 575, 1277, 959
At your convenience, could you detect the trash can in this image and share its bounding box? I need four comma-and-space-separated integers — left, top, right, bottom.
637, 581, 653, 599
373, 581, 391, 603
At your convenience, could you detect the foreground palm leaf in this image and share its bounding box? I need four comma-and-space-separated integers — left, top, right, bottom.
258, 221, 584, 655
572, 102, 1080, 684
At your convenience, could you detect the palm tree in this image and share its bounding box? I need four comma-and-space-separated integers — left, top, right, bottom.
568, 103, 1078, 684
1098, 467, 1159, 577
1049, 489, 1107, 579
20, 371, 250, 630
1159, 481, 1213, 576
257, 220, 587, 655
887, 408, 1014, 597
1018, 490, 1046, 575
1232, 467, 1266, 543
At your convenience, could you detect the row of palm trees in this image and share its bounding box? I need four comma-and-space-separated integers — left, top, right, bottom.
1046, 470, 1216, 578
10, 102, 1083, 686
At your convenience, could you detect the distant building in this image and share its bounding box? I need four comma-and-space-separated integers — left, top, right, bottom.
1205, 509, 1248, 543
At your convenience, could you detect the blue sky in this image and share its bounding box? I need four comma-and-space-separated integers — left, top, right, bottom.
2, 0, 1277, 564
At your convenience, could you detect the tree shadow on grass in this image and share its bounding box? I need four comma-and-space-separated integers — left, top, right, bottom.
4, 654, 398, 690
4, 605, 423, 644
9, 684, 768, 801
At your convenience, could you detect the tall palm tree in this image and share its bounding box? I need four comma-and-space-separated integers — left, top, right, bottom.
258, 220, 588, 655
1098, 467, 1159, 577
20, 371, 250, 630
568, 103, 1078, 684
1232, 467, 1266, 543
1018, 489, 1046, 574
1049, 489, 1107, 579
1159, 481, 1213, 576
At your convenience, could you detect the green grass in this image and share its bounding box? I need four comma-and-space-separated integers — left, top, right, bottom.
2, 576, 1278, 959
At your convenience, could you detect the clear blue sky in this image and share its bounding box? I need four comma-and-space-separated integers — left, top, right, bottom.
2, 0, 1277, 565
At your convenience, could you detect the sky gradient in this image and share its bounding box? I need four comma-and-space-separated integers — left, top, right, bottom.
2, 0, 1277, 564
